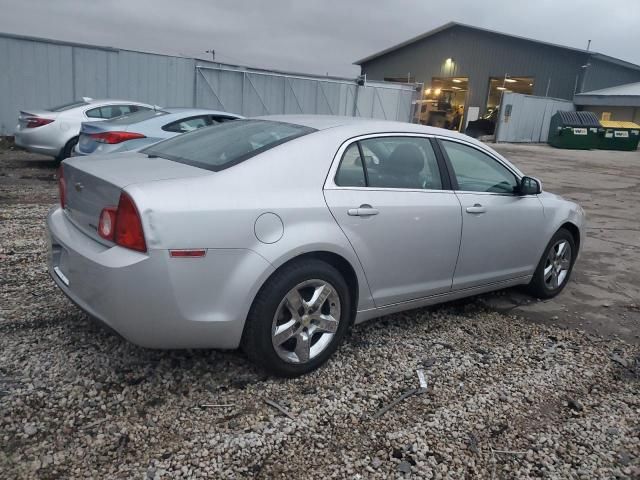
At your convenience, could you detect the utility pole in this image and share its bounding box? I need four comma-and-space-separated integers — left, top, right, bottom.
578, 40, 592, 93
205, 49, 215, 62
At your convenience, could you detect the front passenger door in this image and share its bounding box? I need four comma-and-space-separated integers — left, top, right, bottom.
439, 139, 545, 290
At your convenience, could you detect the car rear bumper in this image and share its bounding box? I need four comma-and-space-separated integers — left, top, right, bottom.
47, 207, 274, 349
15, 130, 61, 157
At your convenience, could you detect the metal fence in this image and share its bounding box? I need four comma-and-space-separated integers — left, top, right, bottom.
0, 32, 420, 135
495, 92, 575, 143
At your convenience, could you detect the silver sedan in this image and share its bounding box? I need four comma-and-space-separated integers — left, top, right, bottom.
47, 116, 585, 376
14, 98, 153, 160
75, 108, 243, 156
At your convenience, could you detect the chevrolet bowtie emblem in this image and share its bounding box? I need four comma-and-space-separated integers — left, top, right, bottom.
74, 182, 84, 192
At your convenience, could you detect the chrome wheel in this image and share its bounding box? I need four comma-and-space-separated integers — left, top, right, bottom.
271, 279, 341, 364
543, 240, 572, 290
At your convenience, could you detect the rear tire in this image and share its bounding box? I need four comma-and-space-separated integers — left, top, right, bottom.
526, 228, 576, 299
242, 259, 351, 377
57, 136, 78, 162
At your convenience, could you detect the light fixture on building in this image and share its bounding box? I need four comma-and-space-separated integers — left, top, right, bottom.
445, 58, 453, 65
424, 88, 432, 95
451, 86, 461, 90
504, 78, 517, 83
529, 83, 533, 86
434, 88, 441, 95
496, 86, 507, 91
452, 78, 462, 83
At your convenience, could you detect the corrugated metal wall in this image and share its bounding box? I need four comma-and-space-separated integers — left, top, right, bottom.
0, 33, 418, 135
195, 64, 417, 120
495, 92, 574, 143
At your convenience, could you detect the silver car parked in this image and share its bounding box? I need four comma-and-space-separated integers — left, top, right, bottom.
47, 116, 585, 376
75, 108, 243, 156
14, 98, 153, 160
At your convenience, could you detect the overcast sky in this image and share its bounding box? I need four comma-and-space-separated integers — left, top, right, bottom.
0, 0, 638, 77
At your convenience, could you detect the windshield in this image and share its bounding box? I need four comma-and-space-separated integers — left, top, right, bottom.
49, 101, 89, 112
106, 109, 168, 125
142, 119, 316, 171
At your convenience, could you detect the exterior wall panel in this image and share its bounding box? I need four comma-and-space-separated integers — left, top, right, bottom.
584, 58, 640, 92
495, 92, 574, 143
0, 32, 416, 135
360, 25, 640, 116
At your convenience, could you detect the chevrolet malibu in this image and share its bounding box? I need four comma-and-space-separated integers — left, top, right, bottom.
47, 116, 585, 377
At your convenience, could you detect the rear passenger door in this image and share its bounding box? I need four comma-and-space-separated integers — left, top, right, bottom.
324, 135, 463, 307
438, 139, 545, 289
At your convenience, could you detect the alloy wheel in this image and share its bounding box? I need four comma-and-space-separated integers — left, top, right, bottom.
271, 279, 341, 364
543, 240, 572, 290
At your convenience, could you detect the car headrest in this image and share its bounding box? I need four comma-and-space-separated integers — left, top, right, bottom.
385, 143, 424, 174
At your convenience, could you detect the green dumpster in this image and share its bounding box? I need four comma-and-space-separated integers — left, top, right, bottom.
598, 120, 640, 151
548, 111, 601, 149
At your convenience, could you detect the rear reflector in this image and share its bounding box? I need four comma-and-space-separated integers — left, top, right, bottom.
25, 117, 54, 128
170, 249, 207, 258
57, 166, 66, 209
90, 131, 146, 144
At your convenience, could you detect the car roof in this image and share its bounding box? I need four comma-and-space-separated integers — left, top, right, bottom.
253, 115, 524, 176
163, 107, 242, 117
255, 114, 471, 138
86, 99, 152, 106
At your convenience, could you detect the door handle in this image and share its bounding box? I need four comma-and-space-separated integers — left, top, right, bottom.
466, 203, 486, 214
348, 204, 379, 217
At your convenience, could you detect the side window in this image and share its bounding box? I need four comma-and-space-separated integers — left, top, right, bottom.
361, 137, 442, 190
99, 105, 125, 119
117, 105, 136, 116
163, 116, 212, 133
335, 143, 366, 187
85, 107, 102, 119
212, 116, 237, 123
85, 105, 132, 119
441, 141, 518, 194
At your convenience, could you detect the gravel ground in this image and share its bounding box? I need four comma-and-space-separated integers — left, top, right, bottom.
1, 147, 639, 479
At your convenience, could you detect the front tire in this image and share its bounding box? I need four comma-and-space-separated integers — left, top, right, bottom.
526, 228, 576, 299
242, 259, 351, 377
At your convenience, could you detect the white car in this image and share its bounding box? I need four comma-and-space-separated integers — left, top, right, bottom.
14, 98, 153, 161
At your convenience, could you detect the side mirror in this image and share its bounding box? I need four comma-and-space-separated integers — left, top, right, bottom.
518, 176, 542, 195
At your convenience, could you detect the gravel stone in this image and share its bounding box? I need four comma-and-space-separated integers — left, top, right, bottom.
1, 148, 639, 478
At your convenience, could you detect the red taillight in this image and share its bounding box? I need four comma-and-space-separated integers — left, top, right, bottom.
89, 131, 146, 144
57, 166, 66, 209
113, 193, 146, 252
98, 207, 117, 241
25, 117, 54, 128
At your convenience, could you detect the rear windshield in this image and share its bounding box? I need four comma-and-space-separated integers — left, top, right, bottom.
49, 101, 89, 112
142, 119, 316, 171
107, 109, 168, 125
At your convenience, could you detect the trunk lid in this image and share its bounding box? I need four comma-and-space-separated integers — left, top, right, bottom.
18, 110, 58, 129
77, 121, 123, 154
61, 153, 211, 243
